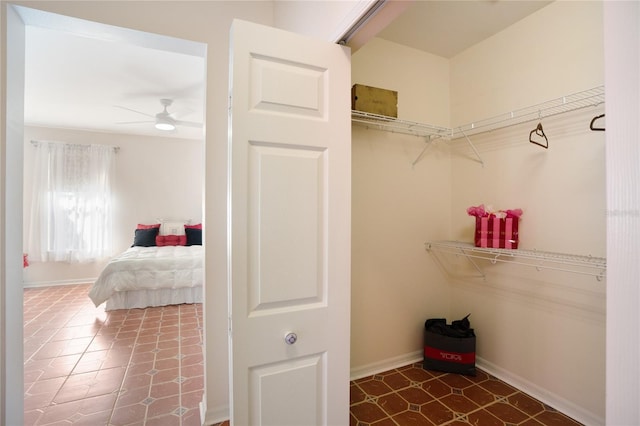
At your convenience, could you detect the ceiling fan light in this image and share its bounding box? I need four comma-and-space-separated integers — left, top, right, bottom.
155, 118, 175, 131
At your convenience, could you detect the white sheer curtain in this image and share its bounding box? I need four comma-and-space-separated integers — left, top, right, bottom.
28, 141, 116, 263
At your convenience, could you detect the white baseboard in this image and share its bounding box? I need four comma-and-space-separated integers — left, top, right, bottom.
199, 400, 206, 426
200, 399, 229, 426
350, 350, 423, 381
476, 356, 604, 426
23, 278, 96, 288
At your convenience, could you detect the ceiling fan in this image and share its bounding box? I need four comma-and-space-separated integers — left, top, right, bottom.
115, 98, 202, 131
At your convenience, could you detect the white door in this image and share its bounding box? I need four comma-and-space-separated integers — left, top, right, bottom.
228, 19, 351, 426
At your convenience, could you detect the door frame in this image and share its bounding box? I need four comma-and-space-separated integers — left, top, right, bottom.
1, 3, 26, 425
1, 4, 209, 424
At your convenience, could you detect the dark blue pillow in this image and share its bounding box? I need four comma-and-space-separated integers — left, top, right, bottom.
185, 228, 202, 246
133, 228, 158, 247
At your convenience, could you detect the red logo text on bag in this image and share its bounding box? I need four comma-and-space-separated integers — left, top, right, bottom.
424, 346, 475, 364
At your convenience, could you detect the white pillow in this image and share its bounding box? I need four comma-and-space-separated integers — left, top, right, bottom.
159, 220, 188, 236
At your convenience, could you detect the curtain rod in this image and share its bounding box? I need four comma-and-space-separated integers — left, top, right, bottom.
30, 140, 119, 153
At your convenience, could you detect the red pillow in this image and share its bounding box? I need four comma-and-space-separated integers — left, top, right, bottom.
137, 223, 161, 229
185, 223, 202, 230
156, 235, 187, 246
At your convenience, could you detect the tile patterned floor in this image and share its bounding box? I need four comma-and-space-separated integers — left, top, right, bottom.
23, 284, 204, 426
24, 284, 581, 426
349, 364, 583, 426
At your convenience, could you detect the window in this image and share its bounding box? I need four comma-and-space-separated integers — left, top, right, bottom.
28, 141, 116, 263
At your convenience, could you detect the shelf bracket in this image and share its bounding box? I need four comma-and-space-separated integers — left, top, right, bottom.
457, 246, 486, 279
457, 127, 484, 167
412, 136, 436, 167
426, 241, 485, 279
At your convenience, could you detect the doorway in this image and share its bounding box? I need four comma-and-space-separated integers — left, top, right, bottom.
17, 5, 207, 424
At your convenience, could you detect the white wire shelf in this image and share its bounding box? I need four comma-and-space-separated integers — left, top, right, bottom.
351, 110, 451, 139
425, 240, 606, 281
351, 86, 605, 165
351, 110, 483, 166
450, 86, 605, 140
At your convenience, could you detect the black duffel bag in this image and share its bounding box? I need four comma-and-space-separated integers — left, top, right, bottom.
423, 314, 476, 376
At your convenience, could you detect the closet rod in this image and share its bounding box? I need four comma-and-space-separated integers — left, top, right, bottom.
31, 140, 120, 153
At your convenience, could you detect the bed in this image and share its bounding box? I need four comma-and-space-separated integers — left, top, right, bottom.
89, 221, 203, 310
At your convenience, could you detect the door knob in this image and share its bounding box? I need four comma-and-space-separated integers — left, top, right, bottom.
284, 332, 297, 345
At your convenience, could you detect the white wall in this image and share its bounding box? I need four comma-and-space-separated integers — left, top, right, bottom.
22, 126, 204, 287
352, 38, 450, 126
449, 2, 605, 424
351, 38, 452, 375
604, 2, 640, 424
449, 1, 603, 125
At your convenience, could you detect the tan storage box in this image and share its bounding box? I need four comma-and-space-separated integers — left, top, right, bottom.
351, 84, 398, 118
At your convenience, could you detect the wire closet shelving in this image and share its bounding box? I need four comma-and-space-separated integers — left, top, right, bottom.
425, 241, 606, 281
353, 87, 607, 278
351, 110, 451, 139
351, 85, 605, 165
449, 86, 605, 139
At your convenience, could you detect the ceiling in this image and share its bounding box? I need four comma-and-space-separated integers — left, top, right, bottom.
20, 1, 551, 141
376, 0, 552, 58
21, 6, 207, 141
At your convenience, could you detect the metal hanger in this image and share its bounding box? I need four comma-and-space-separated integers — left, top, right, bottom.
590, 113, 605, 131
529, 122, 548, 149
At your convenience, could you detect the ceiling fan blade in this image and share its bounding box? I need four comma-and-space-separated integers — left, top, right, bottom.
116, 120, 154, 125
113, 105, 155, 118
174, 119, 203, 128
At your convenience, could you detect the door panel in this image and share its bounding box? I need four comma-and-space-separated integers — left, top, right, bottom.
250, 56, 325, 117
249, 143, 325, 310
228, 19, 351, 426
250, 354, 324, 425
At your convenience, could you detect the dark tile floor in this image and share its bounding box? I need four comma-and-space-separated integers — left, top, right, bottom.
349, 363, 583, 425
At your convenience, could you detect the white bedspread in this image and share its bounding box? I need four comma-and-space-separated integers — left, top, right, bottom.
89, 245, 203, 308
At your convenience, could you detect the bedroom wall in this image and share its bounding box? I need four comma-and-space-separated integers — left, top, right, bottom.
350, 38, 452, 376
22, 125, 204, 287
448, 2, 605, 424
